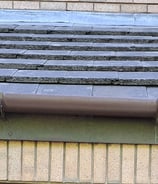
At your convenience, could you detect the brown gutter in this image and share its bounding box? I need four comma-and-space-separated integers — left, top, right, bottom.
0, 93, 157, 119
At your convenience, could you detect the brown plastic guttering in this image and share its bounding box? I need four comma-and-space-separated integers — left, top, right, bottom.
0, 93, 157, 118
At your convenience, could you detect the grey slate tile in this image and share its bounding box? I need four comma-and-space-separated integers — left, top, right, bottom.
0, 59, 46, 69
70, 34, 158, 43
44, 60, 149, 72
0, 69, 17, 76
63, 71, 118, 79
116, 51, 158, 57
24, 50, 70, 55
93, 61, 142, 71
142, 61, 158, 71
0, 58, 46, 65
0, 49, 26, 58
0, 33, 35, 41
9, 70, 118, 84
93, 86, 147, 99
44, 60, 142, 71
0, 40, 6, 45
43, 60, 158, 72
15, 25, 56, 33
119, 72, 158, 80
37, 84, 92, 96
71, 51, 115, 56
45, 60, 93, 66
143, 61, 158, 67
0, 41, 94, 50
0, 69, 17, 81
0, 24, 17, 32
0, 32, 158, 43
2, 41, 52, 50
54, 26, 93, 31
119, 72, 158, 85
50, 42, 93, 48
0, 83, 39, 94
91, 43, 158, 51
23, 50, 71, 59
69, 51, 158, 61
1, 41, 158, 52
53, 26, 93, 35
147, 88, 158, 99
0, 49, 26, 54
0, 83, 11, 92
44, 60, 93, 70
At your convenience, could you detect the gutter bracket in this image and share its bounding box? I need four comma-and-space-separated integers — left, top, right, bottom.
0, 93, 5, 119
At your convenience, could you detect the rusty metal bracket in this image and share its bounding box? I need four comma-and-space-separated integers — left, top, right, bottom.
0, 93, 5, 119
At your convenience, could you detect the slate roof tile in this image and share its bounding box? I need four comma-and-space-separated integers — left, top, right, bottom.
0, 24, 157, 100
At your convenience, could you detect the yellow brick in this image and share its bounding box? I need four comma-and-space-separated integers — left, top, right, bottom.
40, 2, 66, 10
151, 145, 158, 184
148, 5, 158, 13
79, 143, 92, 182
121, 4, 147, 13
64, 143, 78, 181
0, 141, 7, 180
67, 3, 93, 11
122, 145, 135, 184
94, 3, 120, 12
50, 142, 64, 182
0, 1, 12, 9
22, 141, 35, 181
13, 1, 39, 9
134, 0, 158, 3
79, 0, 106, 1
93, 144, 106, 183
136, 145, 150, 183
108, 144, 120, 183
36, 142, 49, 181
133, 0, 148, 2
148, 0, 158, 2
107, 0, 132, 2
8, 141, 21, 180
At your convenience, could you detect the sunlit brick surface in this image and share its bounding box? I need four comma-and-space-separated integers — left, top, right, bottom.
0, 0, 158, 13
136, 145, 150, 183
64, 143, 78, 181
0, 141, 158, 183
107, 144, 121, 183
0, 141, 7, 180
36, 142, 49, 181
50, 142, 64, 182
93, 144, 106, 183
79, 143, 92, 182
122, 144, 135, 184
22, 141, 35, 181
8, 141, 22, 181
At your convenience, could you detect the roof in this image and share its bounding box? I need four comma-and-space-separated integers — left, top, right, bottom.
0, 11, 158, 143
0, 10, 157, 117
0, 23, 157, 100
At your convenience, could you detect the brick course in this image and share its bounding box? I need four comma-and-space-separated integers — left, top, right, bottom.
0, 0, 158, 13
0, 141, 158, 184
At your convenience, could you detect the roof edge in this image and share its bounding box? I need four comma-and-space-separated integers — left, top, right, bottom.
0, 10, 158, 27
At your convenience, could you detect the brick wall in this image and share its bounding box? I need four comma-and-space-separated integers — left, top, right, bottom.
0, 141, 158, 184
0, 0, 158, 13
